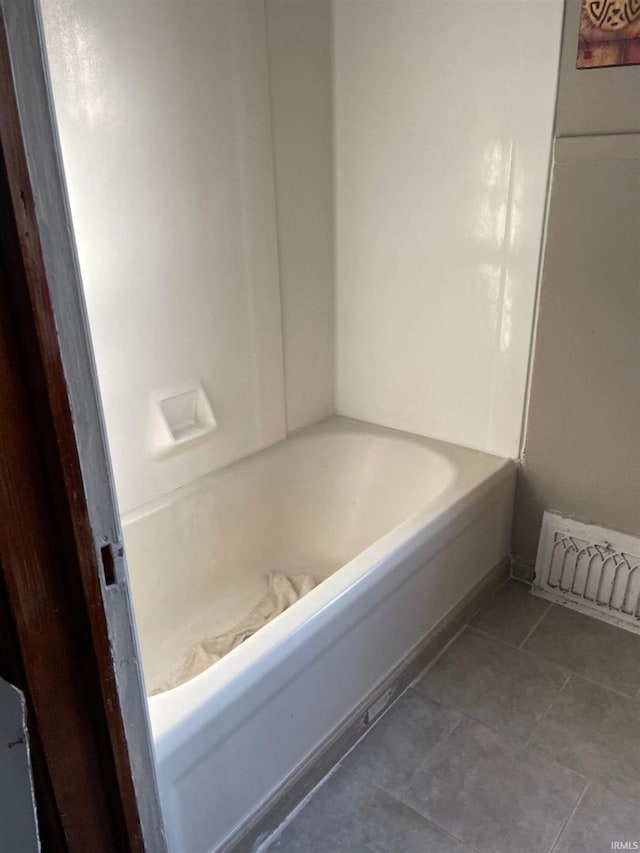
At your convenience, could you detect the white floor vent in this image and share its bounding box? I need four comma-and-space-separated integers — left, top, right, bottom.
534, 512, 640, 633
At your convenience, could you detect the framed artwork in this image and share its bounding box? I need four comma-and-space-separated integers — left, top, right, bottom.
577, 0, 640, 67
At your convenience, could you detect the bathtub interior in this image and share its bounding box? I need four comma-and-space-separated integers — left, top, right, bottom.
122, 418, 458, 693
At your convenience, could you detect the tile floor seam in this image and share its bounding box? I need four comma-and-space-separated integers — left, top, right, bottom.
462, 621, 521, 650
547, 778, 591, 853
517, 599, 555, 649
363, 774, 484, 853
374, 712, 469, 800
389, 711, 588, 853
520, 603, 640, 697
522, 671, 573, 751
472, 616, 640, 702
592, 783, 640, 812
562, 669, 640, 703
450, 703, 590, 783
464, 622, 570, 676
409, 624, 469, 687
524, 674, 640, 811
414, 686, 558, 747
417, 621, 576, 744
402, 711, 468, 774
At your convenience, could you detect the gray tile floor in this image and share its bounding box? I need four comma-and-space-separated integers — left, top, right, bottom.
267, 580, 640, 853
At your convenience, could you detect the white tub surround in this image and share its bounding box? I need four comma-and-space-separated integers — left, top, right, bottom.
334, 0, 563, 458
123, 418, 515, 852
40, 0, 287, 512
41, 0, 565, 518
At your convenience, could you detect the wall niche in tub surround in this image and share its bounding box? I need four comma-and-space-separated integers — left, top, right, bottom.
40, 0, 288, 513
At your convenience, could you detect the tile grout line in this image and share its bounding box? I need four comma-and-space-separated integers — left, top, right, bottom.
517, 600, 640, 698
466, 622, 534, 653
420, 675, 590, 790
466, 623, 570, 676
408, 623, 469, 687
518, 599, 554, 649
417, 638, 568, 746
471, 622, 640, 704
548, 779, 591, 853
363, 714, 486, 853
417, 683, 565, 756
374, 702, 590, 853
365, 768, 484, 853
568, 670, 640, 703
592, 782, 640, 812
523, 671, 573, 751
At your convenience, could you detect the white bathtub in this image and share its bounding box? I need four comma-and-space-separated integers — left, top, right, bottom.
122, 417, 515, 852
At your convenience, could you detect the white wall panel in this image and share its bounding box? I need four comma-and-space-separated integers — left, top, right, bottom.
334, 0, 563, 458
41, 0, 286, 513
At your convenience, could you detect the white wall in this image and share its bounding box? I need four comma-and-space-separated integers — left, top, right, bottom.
266, 0, 335, 433
41, 0, 287, 513
334, 0, 563, 458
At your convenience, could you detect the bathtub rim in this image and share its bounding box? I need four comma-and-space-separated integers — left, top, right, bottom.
121, 415, 498, 527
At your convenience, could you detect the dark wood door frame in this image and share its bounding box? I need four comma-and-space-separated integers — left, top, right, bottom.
0, 1, 166, 850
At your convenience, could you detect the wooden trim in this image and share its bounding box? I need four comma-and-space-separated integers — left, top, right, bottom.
0, 3, 165, 850
0, 213, 122, 849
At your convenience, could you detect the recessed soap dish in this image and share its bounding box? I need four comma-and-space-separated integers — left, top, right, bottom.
151, 383, 216, 456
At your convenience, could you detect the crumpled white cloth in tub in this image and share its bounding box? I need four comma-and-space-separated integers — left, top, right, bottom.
153, 571, 316, 694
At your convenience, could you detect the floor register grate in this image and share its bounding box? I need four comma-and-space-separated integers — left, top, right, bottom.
534, 512, 640, 633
